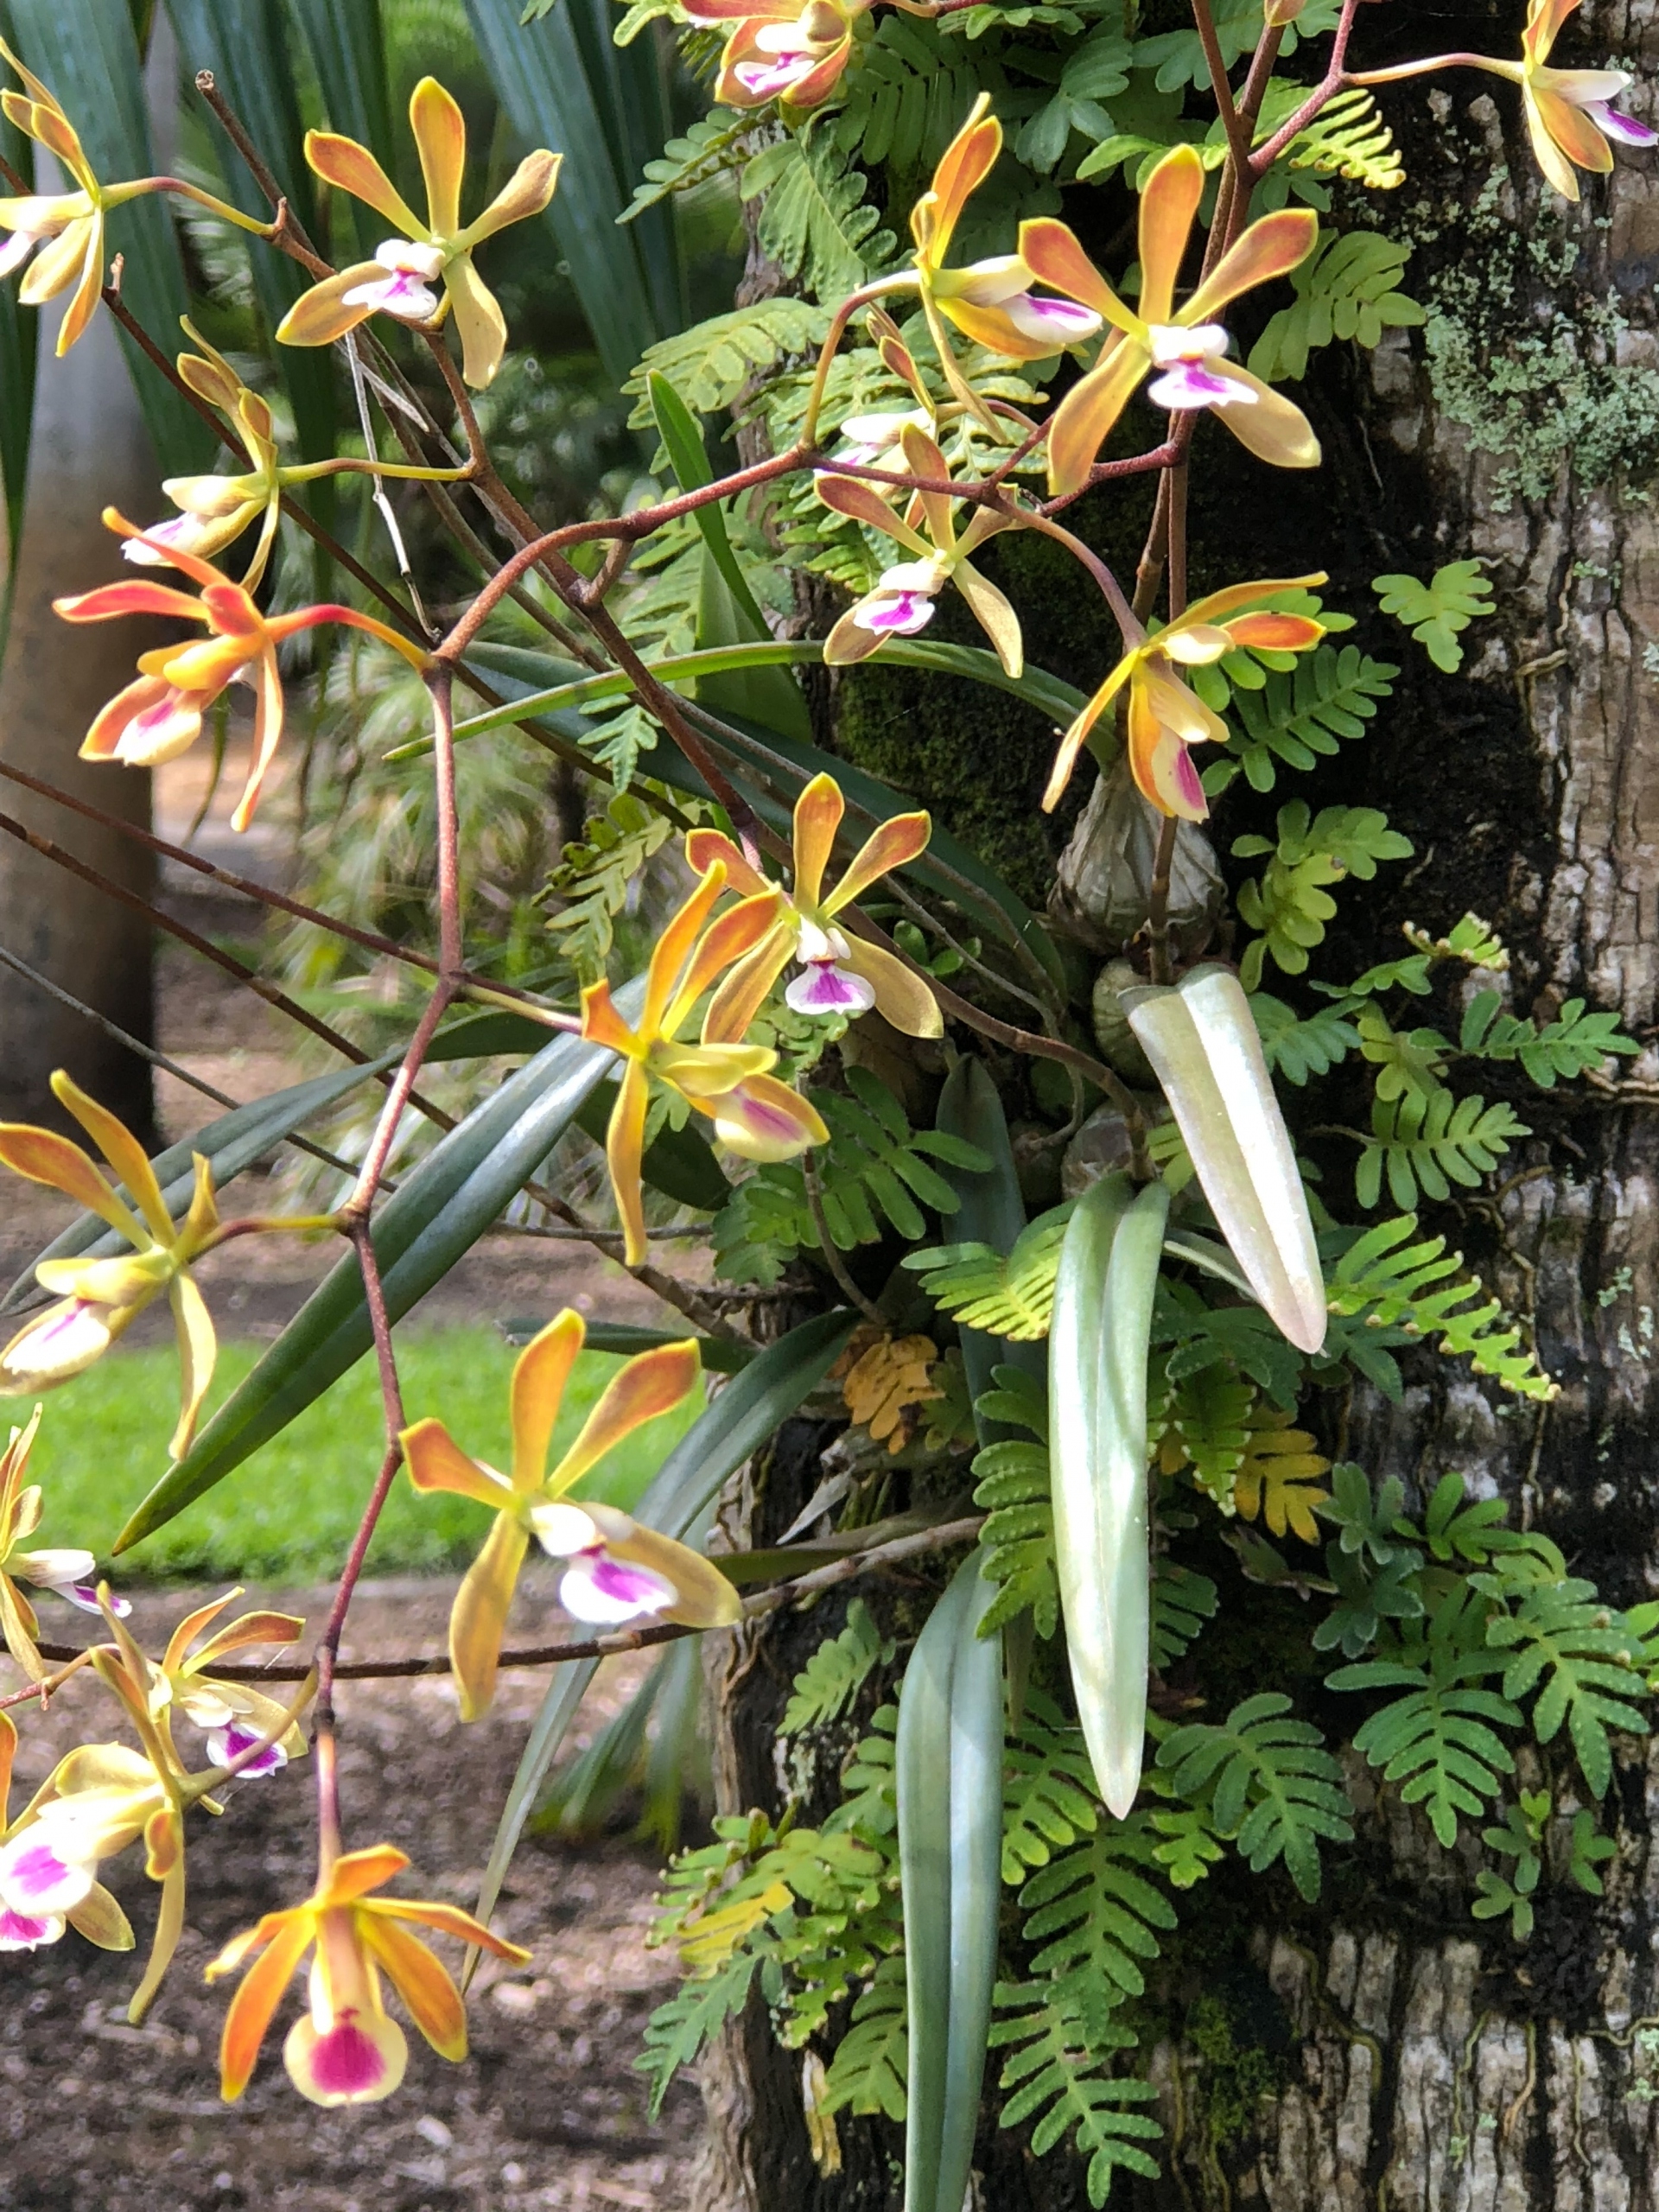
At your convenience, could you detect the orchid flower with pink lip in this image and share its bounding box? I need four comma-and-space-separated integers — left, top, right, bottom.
0, 1071, 227, 1459
403, 1312, 734, 1720
56, 511, 429, 833
0, 1719, 137, 1956
207, 1842, 529, 2107
1019, 142, 1321, 497
0, 1405, 130, 1684
149, 1590, 308, 1779
686, 772, 943, 1039
684, 0, 868, 111
818, 421, 1023, 676
276, 77, 560, 389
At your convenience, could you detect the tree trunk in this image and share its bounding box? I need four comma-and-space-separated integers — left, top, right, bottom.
693, 3, 1659, 2201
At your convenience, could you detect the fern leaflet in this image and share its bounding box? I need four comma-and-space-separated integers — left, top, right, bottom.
1158, 1693, 1353, 1900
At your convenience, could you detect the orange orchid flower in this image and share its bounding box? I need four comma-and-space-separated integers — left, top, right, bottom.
684, 0, 868, 109
54, 511, 428, 832
817, 423, 1023, 675
276, 78, 559, 389
0, 1071, 225, 1457
1045, 577, 1327, 820
1020, 143, 1320, 497
403, 1313, 728, 1720
578, 864, 829, 1266
150, 1589, 307, 1777
0, 1730, 141, 1960
207, 1843, 528, 2106
686, 772, 942, 1039
0, 1405, 130, 1683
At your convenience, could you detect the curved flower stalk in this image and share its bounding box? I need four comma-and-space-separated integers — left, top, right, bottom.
276, 77, 560, 389
0, 41, 262, 356
56, 512, 430, 832
685, 0, 869, 108
1357, 0, 1655, 203
0, 1405, 129, 1682
150, 1589, 308, 1776
403, 1311, 733, 1718
578, 864, 830, 1265
0, 1726, 138, 1956
126, 326, 469, 591
830, 308, 938, 468
817, 423, 1023, 673
0, 1072, 225, 1458
1020, 143, 1320, 496
912, 97, 1104, 368
207, 1842, 529, 2106
1045, 575, 1327, 820
686, 772, 942, 1034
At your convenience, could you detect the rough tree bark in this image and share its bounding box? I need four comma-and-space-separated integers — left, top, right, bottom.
691, 3, 1659, 2202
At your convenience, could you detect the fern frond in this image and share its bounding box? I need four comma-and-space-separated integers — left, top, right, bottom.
1018, 1820, 1179, 2009
1486, 1581, 1652, 1798
903, 1204, 1074, 1341
1003, 1691, 1103, 1882
1249, 228, 1421, 383
1150, 1558, 1219, 1670
1354, 1089, 1530, 1211
745, 131, 898, 302
625, 297, 830, 423
636, 1951, 761, 2117
783, 1600, 893, 1735
1233, 1408, 1330, 1542
1459, 991, 1639, 1086
1372, 560, 1494, 672
1157, 1693, 1352, 1900
1282, 88, 1407, 188
1233, 801, 1414, 987
621, 109, 752, 221
1250, 992, 1360, 1084
974, 1439, 1058, 1638
990, 1986, 1162, 2203
822, 1952, 908, 2118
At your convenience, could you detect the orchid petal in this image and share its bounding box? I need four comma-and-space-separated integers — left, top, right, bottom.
702, 926, 797, 1045
918, 97, 1001, 264
357, 1912, 467, 2058
509, 1311, 586, 1491
606, 1060, 651, 1269
304, 130, 426, 238
1180, 571, 1326, 627
448, 1510, 530, 1722
665, 888, 786, 1028
586, 1512, 744, 1629
218, 1910, 314, 2100
1184, 208, 1319, 325
365, 1896, 530, 1955
704, 1072, 829, 1160
816, 471, 930, 550
229, 647, 287, 833
285, 2000, 408, 2107
47, 1072, 169, 1239
401, 1420, 515, 1509
577, 978, 639, 1057
320, 1845, 413, 1909
54, 579, 208, 624
66, 1882, 133, 1950
683, 829, 769, 897
792, 772, 845, 909
785, 962, 876, 1016
544, 1339, 701, 1500
168, 1271, 217, 1460
1046, 334, 1151, 497
823, 810, 932, 913
1137, 145, 1204, 325
1224, 610, 1325, 652
0, 1122, 143, 1236
952, 558, 1024, 677
442, 252, 508, 390
275, 264, 382, 349
1206, 364, 1321, 468
408, 76, 467, 237
645, 865, 728, 1030
457, 149, 562, 247
838, 938, 944, 1039
823, 605, 889, 664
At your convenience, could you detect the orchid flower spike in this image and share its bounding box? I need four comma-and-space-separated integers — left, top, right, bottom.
1020, 143, 1320, 496
404, 1313, 731, 1719
0, 1072, 226, 1457
0, 1405, 129, 1683
56, 511, 429, 831
684, 0, 869, 108
686, 773, 943, 1037
0, 40, 180, 354
276, 77, 559, 388
0, 1729, 142, 1958
207, 1842, 529, 2106
578, 865, 830, 1266
1480, 0, 1656, 199
149, 1590, 308, 1777
832, 311, 938, 468
1046, 576, 1327, 820
818, 422, 1024, 675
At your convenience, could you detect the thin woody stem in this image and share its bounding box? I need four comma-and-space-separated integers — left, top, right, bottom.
804, 1156, 887, 1325
800, 276, 920, 448
1248, 0, 1365, 175
1147, 816, 1179, 986
1191, 0, 1254, 177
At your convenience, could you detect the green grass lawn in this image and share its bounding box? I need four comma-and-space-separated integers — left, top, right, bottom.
21, 1328, 706, 1586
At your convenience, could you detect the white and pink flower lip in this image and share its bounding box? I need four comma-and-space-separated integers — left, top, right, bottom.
206, 1721, 288, 1777
854, 560, 945, 639
0, 1904, 63, 1950
999, 293, 1103, 346
1145, 324, 1255, 412
785, 918, 876, 1017
0, 1296, 116, 1387
833, 407, 934, 468
0, 226, 43, 280
1586, 97, 1657, 143
530, 1500, 678, 1626
0, 1824, 97, 1919
341, 240, 446, 323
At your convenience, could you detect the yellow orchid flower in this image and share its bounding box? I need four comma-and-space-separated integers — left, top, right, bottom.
208, 1840, 529, 2106
403, 1311, 730, 1719
685, 772, 942, 1039
276, 77, 560, 389
817, 421, 1024, 676
0, 1725, 139, 1958
55, 510, 429, 830
1045, 576, 1328, 820
0, 1404, 131, 1683
912, 95, 1104, 372
684, 0, 868, 109
1471, 0, 1654, 200
577, 864, 830, 1266
1020, 143, 1320, 497
830, 307, 938, 470
0, 1071, 224, 1457
0, 40, 181, 355
149, 1589, 308, 1777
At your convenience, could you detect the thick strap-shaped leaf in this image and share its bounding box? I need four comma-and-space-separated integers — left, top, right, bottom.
2, 1053, 404, 1312
936, 1058, 1044, 1431
1051, 1172, 1168, 1818
468, 1305, 861, 1948
897, 1552, 1003, 2212
113, 999, 645, 1550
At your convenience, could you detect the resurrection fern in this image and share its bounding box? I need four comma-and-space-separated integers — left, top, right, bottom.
1233, 1409, 1331, 1543
1485, 1580, 1653, 1798
1372, 560, 1495, 672
713, 1068, 987, 1283
989, 1992, 1162, 2204
625, 298, 830, 423
1157, 1694, 1353, 1900
903, 1203, 1073, 1340
637, 1951, 761, 2118
1329, 1214, 1557, 1400
1149, 1558, 1219, 1669
822, 1953, 909, 2118
1249, 229, 1422, 383
1459, 991, 1638, 1085
1251, 992, 1360, 1084
974, 1427, 1059, 1639
1003, 1692, 1104, 1882
1154, 1279, 1306, 1408
1017, 1816, 1179, 2013
1207, 642, 1397, 796
1233, 802, 1414, 988
1160, 1365, 1254, 1508
1356, 1088, 1530, 1211
782, 1599, 893, 1735
541, 792, 673, 981
1281, 86, 1408, 188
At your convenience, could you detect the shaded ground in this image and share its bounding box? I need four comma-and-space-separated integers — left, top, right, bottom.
3, 1576, 705, 2212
